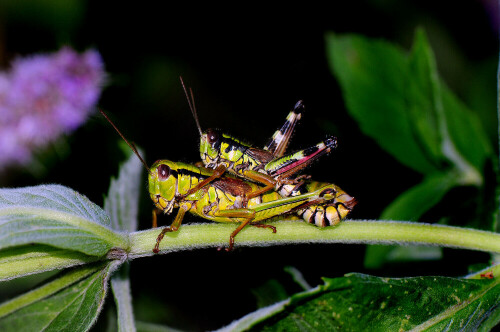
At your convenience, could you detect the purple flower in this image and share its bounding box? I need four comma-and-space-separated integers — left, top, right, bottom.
0, 47, 105, 170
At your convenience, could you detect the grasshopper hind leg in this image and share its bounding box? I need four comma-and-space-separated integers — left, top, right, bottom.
214, 209, 276, 252
218, 220, 277, 252
249, 221, 277, 233
265, 100, 304, 157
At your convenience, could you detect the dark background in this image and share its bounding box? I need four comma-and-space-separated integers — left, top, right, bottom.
0, 1, 498, 330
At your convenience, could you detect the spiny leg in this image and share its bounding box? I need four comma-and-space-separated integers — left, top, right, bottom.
213, 208, 257, 252
224, 219, 278, 251
266, 136, 337, 180
153, 204, 189, 253
224, 219, 252, 252
219, 184, 343, 251
249, 221, 277, 233
265, 100, 304, 157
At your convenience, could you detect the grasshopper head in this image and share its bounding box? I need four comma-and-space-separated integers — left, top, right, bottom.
200, 128, 222, 166
149, 160, 179, 214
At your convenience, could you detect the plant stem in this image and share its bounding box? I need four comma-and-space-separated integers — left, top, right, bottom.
110, 263, 136, 332
127, 220, 500, 258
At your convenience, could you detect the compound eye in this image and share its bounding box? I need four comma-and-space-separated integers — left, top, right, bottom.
157, 164, 170, 181
206, 128, 219, 145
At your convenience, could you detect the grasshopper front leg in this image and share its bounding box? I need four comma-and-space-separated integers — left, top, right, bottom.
153, 203, 190, 253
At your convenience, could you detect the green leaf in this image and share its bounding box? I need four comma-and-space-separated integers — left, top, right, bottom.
381, 172, 457, 221
284, 266, 312, 291
407, 29, 489, 185
105, 144, 143, 233
0, 270, 59, 300
364, 244, 443, 270
365, 172, 455, 269
440, 83, 493, 181
325, 30, 492, 182
230, 273, 500, 331
0, 264, 101, 318
327, 30, 495, 266
0, 184, 127, 256
406, 29, 446, 166
0, 245, 99, 281
365, 170, 484, 269
251, 279, 289, 309
0, 261, 119, 331
325, 32, 439, 174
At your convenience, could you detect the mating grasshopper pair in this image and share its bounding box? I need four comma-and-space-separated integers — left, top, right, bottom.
101, 82, 356, 253
148, 160, 354, 252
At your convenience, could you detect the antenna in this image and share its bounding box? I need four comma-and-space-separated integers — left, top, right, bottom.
99, 108, 152, 175
180, 76, 203, 136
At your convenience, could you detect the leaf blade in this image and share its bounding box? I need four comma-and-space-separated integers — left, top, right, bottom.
0, 185, 127, 256
0, 261, 119, 332
325, 30, 493, 183
381, 172, 457, 221
0, 264, 100, 318
0, 245, 99, 281
240, 273, 500, 331
105, 145, 143, 233
325, 32, 439, 174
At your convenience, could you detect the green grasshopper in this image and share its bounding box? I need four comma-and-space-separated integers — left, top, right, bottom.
148, 159, 355, 252
180, 81, 356, 228
99, 110, 356, 252
182, 79, 337, 202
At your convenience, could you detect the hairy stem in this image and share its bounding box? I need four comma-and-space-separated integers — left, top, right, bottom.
127, 220, 500, 258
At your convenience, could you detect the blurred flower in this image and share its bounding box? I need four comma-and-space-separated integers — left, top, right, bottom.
0, 47, 105, 169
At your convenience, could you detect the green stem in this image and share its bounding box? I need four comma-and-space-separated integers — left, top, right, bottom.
127, 220, 500, 258
110, 263, 136, 332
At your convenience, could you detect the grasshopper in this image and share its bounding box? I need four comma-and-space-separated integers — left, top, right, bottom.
149, 159, 355, 252
180, 80, 357, 229
182, 79, 337, 203
99, 109, 356, 253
